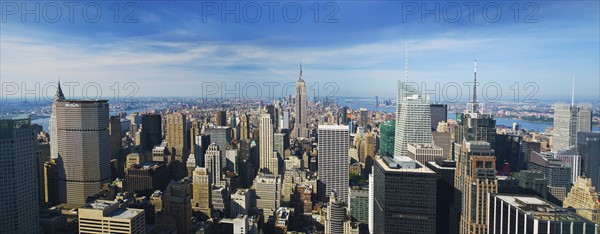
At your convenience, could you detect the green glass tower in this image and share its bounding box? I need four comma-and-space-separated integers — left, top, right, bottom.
379, 120, 395, 157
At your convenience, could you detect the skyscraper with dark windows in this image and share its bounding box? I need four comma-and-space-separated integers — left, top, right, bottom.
430, 104, 448, 131
455, 61, 496, 149
0, 116, 40, 233
293, 64, 307, 139
215, 110, 227, 127
379, 119, 395, 157
141, 114, 162, 151
577, 131, 600, 193
373, 156, 437, 234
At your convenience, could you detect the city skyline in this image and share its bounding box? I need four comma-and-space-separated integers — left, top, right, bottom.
1, 1, 599, 234
1, 2, 599, 100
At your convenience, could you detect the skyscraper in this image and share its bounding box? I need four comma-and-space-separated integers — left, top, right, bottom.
373, 156, 437, 233
455, 61, 496, 149
393, 81, 433, 159
254, 173, 282, 216
379, 119, 395, 157
166, 113, 189, 162
454, 141, 497, 234
553, 103, 592, 152
205, 143, 223, 187
140, 114, 162, 151
359, 108, 368, 128
53, 86, 111, 204
293, 63, 307, 139
0, 116, 40, 233
163, 178, 193, 234
216, 110, 227, 127
50, 81, 65, 159
326, 191, 350, 234
563, 177, 600, 227
108, 116, 121, 159
317, 125, 349, 202
259, 113, 278, 174
192, 167, 212, 219
430, 104, 448, 131
239, 113, 250, 140
577, 131, 600, 193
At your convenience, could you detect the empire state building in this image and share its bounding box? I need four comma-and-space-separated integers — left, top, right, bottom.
293, 63, 307, 138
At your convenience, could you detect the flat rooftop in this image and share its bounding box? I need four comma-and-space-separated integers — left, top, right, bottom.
109, 209, 142, 219
495, 194, 589, 222
377, 156, 434, 174
318, 125, 348, 130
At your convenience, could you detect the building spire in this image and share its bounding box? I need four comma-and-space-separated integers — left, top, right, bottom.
473, 59, 477, 103
404, 42, 408, 82
571, 75, 575, 107
54, 78, 65, 101
299, 61, 303, 81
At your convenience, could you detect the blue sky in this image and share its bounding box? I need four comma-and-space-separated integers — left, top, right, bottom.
1, 1, 599, 102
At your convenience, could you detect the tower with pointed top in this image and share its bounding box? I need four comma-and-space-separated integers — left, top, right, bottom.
293, 63, 307, 139
455, 60, 496, 150
553, 77, 592, 152
52, 82, 111, 204
393, 45, 433, 159
50, 81, 65, 159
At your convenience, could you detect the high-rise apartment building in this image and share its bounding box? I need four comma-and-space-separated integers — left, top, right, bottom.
577, 131, 600, 193
0, 116, 40, 233
259, 114, 278, 174
166, 113, 189, 162
373, 156, 437, 233
454, 141, 497, 234
192, 167, 212, 218
553, 102, 592, 151
318, 125, 349, 202
293, 64, 307, 139
54, 94, 112, 204
393, 82, 433, 159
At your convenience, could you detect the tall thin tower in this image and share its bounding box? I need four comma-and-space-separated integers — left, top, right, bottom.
393, 49, 433, 158
455, 60, 496, 149
293, 63, 307, 138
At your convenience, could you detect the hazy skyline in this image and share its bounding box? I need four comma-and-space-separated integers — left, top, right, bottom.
1, 1, 599, 101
